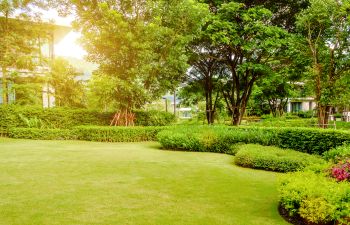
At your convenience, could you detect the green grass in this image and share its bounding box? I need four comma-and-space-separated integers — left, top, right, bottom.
0, 138, 288, 225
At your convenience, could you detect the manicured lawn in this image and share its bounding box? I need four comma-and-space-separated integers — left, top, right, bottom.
0, 138, 288, 225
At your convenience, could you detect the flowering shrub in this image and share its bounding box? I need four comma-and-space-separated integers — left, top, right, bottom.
331, 159, 350, 182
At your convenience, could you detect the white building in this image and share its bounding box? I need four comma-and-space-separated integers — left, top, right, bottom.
286, 97, 317, 113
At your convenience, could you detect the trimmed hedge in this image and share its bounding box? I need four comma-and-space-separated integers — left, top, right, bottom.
277, 128, 350, 155
158, 126, 350, 155
8, 126, 166, 142
157, 126, 276, 153
279, 169, 350, 224
157, 126, 350, 155
74, 126, 166, 142
9, 128, 75, 140
0, 106, 175, 129
234, 144, 325, 172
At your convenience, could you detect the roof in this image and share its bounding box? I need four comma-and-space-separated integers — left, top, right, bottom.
0, 17, 72, 44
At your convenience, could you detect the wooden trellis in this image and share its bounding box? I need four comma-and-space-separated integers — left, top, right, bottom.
110, 110, 135, 126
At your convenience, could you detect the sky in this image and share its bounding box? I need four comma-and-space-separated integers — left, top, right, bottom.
42, 10, 86, 59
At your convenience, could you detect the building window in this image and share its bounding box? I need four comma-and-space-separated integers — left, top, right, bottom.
291, 102, 302, 112
0, 81, 16, 104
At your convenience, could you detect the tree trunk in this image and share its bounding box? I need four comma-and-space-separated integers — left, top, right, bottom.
205, 73, 215, 125
1, 67, 8, 105
318, 104, 330, 128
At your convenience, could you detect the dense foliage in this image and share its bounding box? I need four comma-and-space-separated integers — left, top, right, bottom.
0, 106, 175, 129
234, 144, 325, 173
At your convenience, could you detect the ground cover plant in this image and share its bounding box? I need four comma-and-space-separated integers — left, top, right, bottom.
234, 144, 325, 172
0, 138, 288, 225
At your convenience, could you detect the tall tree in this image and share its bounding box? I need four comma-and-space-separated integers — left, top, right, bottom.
52, 0, 208, 112
200, 0, 309, 31
205, 2, 287, 125
186, 34, 225, 124
296, 0, 350, 127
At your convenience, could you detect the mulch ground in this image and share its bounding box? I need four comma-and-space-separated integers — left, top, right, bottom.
278, 204, 334, 225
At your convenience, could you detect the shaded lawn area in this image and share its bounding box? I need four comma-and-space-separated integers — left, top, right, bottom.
0, 138, 288, 225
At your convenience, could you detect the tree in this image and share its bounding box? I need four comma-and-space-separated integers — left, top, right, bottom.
52, 0, 207, 113
49, 58, 85, 108
253, 73, 301, 117
205, 3, 288, 125
296, 0, 350, 127
200, 0, 309, 31
186, 34, 225, 124
0, 0, 48, 105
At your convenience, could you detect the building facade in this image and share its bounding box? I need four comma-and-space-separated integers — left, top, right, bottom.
0, 20, 71, 107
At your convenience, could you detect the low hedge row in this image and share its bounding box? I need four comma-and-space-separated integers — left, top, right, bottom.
157, 126, 350, 155
279, 169, 350, 224
157, 126, 275, 153
9, 128, 75, 140
74, 126, 166, 142
234, 144, 325, 172
8, 126, 167, 142
0, 106, 175, 129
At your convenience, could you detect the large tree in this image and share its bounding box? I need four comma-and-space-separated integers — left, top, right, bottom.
204, 2, 288, 125
186, 34, 225, 124
296, 0, 350, 127
52, 0, 208, 112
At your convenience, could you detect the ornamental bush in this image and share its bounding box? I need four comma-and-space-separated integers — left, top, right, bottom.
323, 143, 350, 163
279, 169, 350, 224
234, 144, 325, 172
330, 159, 350, 182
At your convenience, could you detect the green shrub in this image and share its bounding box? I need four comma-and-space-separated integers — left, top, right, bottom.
157, 126, 212, 152
323, 143, 350, 162
299, 197, 335, 223
279, 171, 350, 224
234, 144, 325, 172
157, 126, 277, 153
133, 110, 176, 126
293, 110, 315, 118
74, 126, 165, 142
0, 106, 175, 129
8, 128, 75, 140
